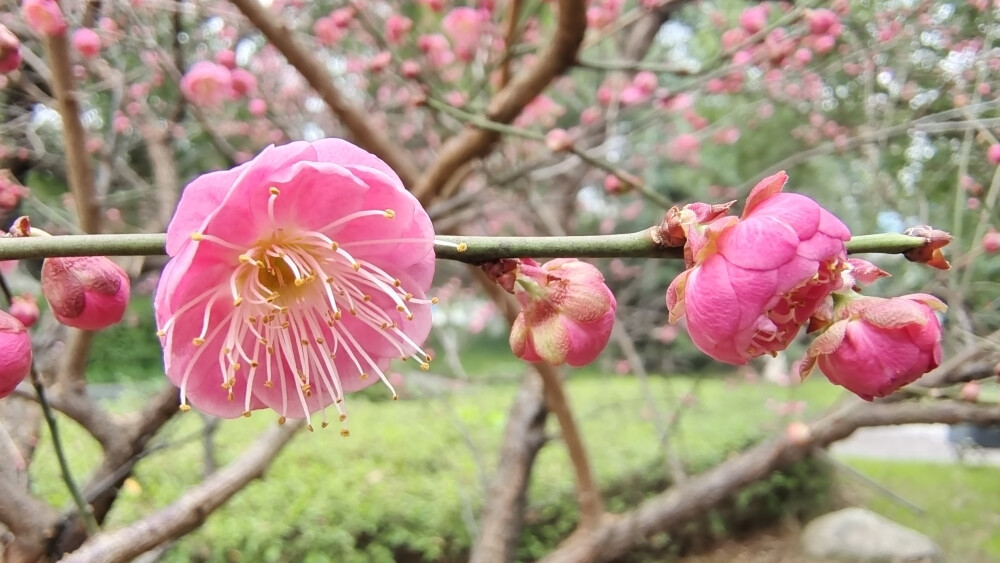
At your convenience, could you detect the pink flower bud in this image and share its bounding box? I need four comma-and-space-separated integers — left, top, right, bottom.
545, 128, 573, 152
509, 258, 617, 367
9, 294, 39, 328
0, 311, 31, 398
22, 0, 67, 37
988, 144, 1000, 166
0, 25, 22, 74
797, 293, 946, 401
739, 5, 768, 34
667, 171, 851, 365
71, 28, 101, 59
785, 421, 812, 446
983, 228, 1000, 254
960, 381, 980, 402
41, 256, 131, 330
229, 68, 256, 98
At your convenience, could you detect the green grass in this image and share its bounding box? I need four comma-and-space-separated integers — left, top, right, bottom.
30, 375, 839, 562
839, 458, 1000, 563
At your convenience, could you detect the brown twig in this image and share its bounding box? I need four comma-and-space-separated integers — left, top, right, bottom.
412, 0, 588, 204
41, 33, 101, 234
228, 0, 420, 187
539, 398, 1000, 563
498, 0, 524, 89
59, 420, 304, 563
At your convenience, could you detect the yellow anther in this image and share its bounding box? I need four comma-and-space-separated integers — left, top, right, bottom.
352, 262, 361, 272
406, 313, 414, 321
307, 424, 314, 432
294, 278, 306, 287
420, 362, 430, 371
359, 373, 369, 380
456, 242, 468, 252
277, 416, 286, 424
232, 363, 242, 371
264, 380, 274, 388
330, 242, 340, 251
300, 339, 309, 345
191, 232, 204, 241
340, 429, 350, 437
338, 414, 347, 422
250, 361, 259, 367
321, 421, 329, 428
179, 404, 191, 412
242, 411, 252, 418
269, 187, 280, 195
192, 337, 205, 346
239, 254, 252, 263
392, 394, 399, 401
233, 297, 243, 306
393, 279, 402, 287
349, 308, 357, 316
397, 305, 406, 312
404, 292, 414, 300
334, 311, 342, 320
383, 209, 395, 219
431, 297, 440, 304
156, 329, 166, 337
315, 337, 325, 344
424, 354, 432, 363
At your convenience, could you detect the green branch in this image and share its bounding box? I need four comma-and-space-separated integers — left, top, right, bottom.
0, 231, 929, 263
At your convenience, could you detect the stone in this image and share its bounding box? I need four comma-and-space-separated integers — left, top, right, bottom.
801, 507, 944, 562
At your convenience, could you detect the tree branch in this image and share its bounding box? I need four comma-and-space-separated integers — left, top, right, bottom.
412, 0, 588, 204
539, 399, 1000, 563
228, 0, 420, 187
59, 420, 303, 563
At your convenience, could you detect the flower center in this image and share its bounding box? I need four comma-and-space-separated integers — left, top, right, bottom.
160, 192, 435, 434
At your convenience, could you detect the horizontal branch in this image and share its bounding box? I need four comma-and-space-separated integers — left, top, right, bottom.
0, 231, 930, 263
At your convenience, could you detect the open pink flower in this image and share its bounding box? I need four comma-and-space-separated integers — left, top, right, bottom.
797, 294, 945, 400
155, 139, 435, 432
442, 7, 486, 62
667, 171, 851, 364
180, 61, 232, 108
509, 258, 616, 367
0, 311, 31, 398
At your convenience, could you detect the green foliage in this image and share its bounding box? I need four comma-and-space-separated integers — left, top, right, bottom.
32, 376, 839, 561
841, 458, 1000, 563
86, 296, 165, 383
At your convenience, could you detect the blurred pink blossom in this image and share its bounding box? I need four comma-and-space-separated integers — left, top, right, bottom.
180, 61, 232, 108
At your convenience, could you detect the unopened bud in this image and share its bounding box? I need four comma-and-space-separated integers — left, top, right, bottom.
41, 256, 131, 330
0, 25, 21, 74
959, 380, 980, 402
0, 311, 31, 398
509, 258, 617, 367
903, 225, 952, 270
9, 294, 39, 328
21, 0, 67, 37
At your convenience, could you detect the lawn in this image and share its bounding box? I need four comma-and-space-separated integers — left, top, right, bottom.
838, 458, 1000, 563
30, 374, 838, 562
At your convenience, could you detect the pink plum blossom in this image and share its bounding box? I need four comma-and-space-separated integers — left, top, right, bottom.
154, 139, 435, 431
797, 294, 945, 401
9, 294, 39, 328
229, 68, 257, 98
988, 144, 1000, 165
385, 15, 413, 44
667, 134, 701, 166
72, 28, 101, 59
180, 61, 232, 108
667, 171, 851, 365
0, 25, 22, 73
508, 258, 617, 367
982, 228, 1000, 254
0, 311, 31, 399
215, 49, 237, 69
248, 98, 267, 117
545, 128, 573, 152
739, 5, 768, 34
442, 7, 486, 62
42, 256, 131, 330
314, 16, 344, 46
22, 0, 67, 37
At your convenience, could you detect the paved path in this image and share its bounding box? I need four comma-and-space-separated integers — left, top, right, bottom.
830, 423, 1000, 466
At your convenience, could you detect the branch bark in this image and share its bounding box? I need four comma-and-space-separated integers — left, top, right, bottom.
539, 399, 1000, 563
228, 0, 420, 187
60, 420, 304, 563
412, 0, 588, 204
